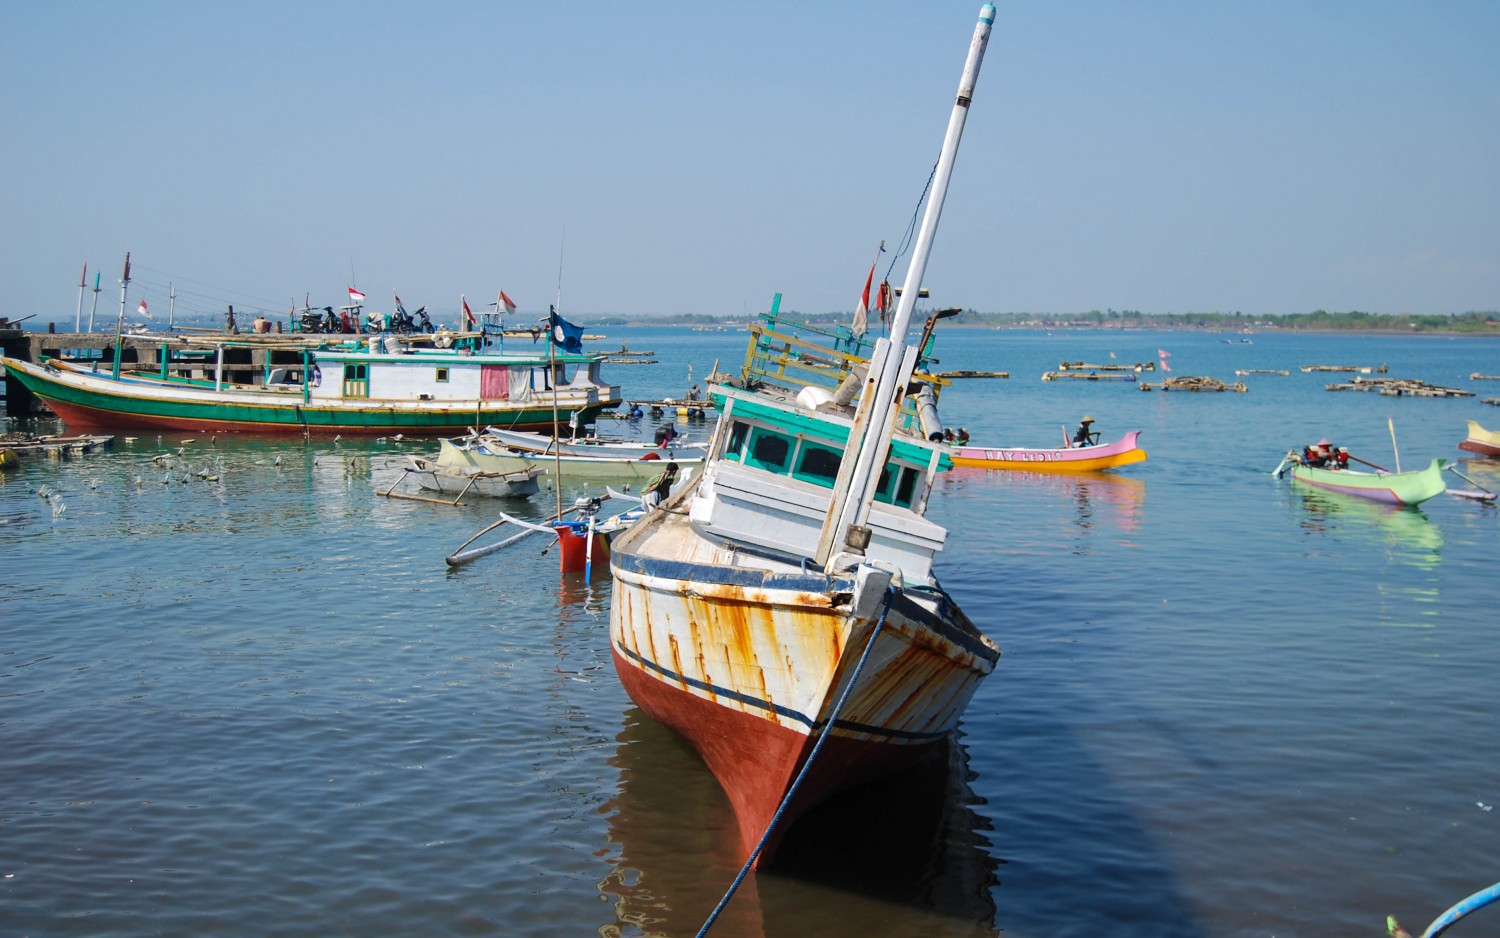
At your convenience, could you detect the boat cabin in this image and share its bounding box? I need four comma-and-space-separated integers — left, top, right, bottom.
303, 341, 617, 405
688, 387, 952, 585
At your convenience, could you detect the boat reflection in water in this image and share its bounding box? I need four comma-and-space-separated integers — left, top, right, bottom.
1293, 488, 1444, 568
597, 708, 1001, 938
941, 467, 1146, 541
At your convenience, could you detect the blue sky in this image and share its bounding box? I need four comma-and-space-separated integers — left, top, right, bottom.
3, 2, 1497, 326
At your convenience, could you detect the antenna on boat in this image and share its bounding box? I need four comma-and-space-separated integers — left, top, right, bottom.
817, 3, 994, 566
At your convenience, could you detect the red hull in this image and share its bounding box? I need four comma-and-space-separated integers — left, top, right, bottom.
32, 394, 539, 437
1459, 440, 1500, 457
612, 647, 936, 868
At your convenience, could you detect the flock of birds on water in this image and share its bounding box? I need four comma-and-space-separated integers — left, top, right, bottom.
11, 432, 419, 527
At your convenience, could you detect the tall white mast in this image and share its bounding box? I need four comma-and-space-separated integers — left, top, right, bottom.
87, 272, 101, 332
75, 263, 87, 332
114, 251, 131, 335
823, 3, 994, 562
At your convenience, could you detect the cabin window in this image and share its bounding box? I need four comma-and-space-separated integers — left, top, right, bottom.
793, 442, 842, 488
894, 466, 920, 506
435, 368, 449, 383
723, 421, 750, 462
745, 429, 791, 472
341, 362, 370, 399
873, 463, 921, 508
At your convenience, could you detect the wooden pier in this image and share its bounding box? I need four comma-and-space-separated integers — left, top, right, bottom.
1299, 364, 1388, 374
1041, 370, 1137, 382
1057, 359, 1155, 372
1139, 376, 1247, 392
1324, 376, 1474, 398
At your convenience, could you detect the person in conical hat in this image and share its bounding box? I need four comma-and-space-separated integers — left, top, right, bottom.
1073, 415, 1098, 447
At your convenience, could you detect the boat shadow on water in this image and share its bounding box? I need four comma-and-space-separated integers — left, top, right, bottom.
598, 709, 1001, 938
1292, 488, 1444, 562
940, 467, 1147, 539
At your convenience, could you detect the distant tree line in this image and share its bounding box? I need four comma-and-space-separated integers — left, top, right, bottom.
611, 308, 1500, 334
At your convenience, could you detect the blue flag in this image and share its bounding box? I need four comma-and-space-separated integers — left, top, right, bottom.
549, 308, 584, 354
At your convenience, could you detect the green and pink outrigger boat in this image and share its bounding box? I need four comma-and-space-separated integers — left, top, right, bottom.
1275, 453, 1448, 507
1, 336, 621, 435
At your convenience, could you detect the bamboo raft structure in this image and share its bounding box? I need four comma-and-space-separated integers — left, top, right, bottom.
1470, 373, 1500, 381
1300, 364, 1388, 374
1324, 376, 1474, 398
938, 370, 1009, 379
1139, 376, 1247, 392
1058, 359, 1155, 372
1041, 370, 1137, 382
1235, 369, 1289, 376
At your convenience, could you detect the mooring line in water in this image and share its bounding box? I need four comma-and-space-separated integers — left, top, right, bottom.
1389, 880, 1500, 938
695, 587, 895, 938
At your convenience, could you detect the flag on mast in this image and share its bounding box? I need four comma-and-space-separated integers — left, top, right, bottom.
121, 252, 131, 283
393, 292, 408, 317
138, 300, 151, 319
462, 296, 476, 328
851, 241, 885, 337
548, 307, 583, 354
500, 291, 518, 316
876, 280, 892, 326
348, 286, 366, 304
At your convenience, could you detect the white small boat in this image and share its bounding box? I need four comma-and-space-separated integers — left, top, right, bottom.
437, 431, 701, 485
403, 455, 542, 499
481, 425, 708, 460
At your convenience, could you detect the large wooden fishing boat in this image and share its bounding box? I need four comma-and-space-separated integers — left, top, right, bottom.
609, 5, 1000, 871
948, 430, 1147, 473
0, 333, 620, 435
1458, 420, 1500, 457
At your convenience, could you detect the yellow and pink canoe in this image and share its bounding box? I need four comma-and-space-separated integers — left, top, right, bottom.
947, 430, 1147, 473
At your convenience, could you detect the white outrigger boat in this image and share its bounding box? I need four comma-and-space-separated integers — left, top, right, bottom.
434, 429, 702, 486
479, 425, 708, 460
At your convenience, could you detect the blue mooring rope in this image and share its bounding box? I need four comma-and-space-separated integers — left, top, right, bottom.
695, 587, 897, 938
1417, 880, 1500, 938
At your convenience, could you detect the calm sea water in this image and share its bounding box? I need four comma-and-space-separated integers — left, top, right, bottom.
2, 326, 1497, 938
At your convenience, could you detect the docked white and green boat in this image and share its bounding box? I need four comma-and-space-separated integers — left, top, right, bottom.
1, 334, 620, 436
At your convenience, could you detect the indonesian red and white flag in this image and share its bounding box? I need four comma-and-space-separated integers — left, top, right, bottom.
462, 296, 476, 328
852, 261, 877, 337
138, 300, 151, 318
876, 280, 892, 325
1158, 348, 1172, 372
348, 286, 366, 304
500, 290, 518, 316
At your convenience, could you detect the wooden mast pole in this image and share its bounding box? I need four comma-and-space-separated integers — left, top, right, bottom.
820, 4, 994, 563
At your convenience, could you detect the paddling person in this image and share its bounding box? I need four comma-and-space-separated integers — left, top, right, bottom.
641, 462, 679, 511
1073, 415, 1099, 447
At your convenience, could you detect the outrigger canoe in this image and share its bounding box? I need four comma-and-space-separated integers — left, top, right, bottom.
1282, 457, 1448, 507
947, 430, 1147, 473
1458, 420, 1500, 457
